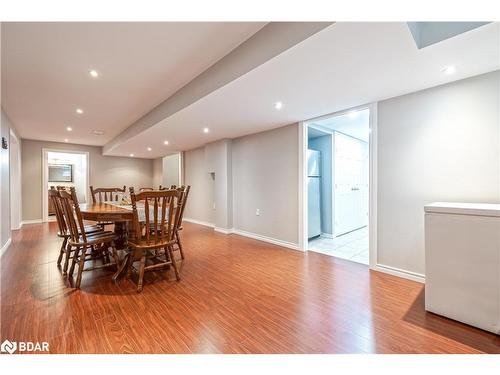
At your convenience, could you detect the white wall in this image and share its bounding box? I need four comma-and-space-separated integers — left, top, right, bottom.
184, 146, 215, 225
162, 153, 181, 188
183, 124, 299, 245
152, 157, 163, 188
377, 70, 500, 276
1, 110, 12, 248
1, 109, 21, 251
232, 124, 298, 244
9, 130, 21, 230
205, 139, 232, 230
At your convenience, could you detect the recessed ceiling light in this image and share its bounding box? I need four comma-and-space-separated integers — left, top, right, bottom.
129, 153, 134, 157
92, 130, 105, 135
147, 147, 152, 151
163, 140, 169, 145
443, 65, 456, 75
64, 139, 69, 143
275, 101, 283, 110
76, 108, 83, 114
89, 69, 99, 78
348, 111, 359, 119
66, 126, 72, 131
203, 128, 210, 133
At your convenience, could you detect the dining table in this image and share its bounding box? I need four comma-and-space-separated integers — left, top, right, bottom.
79, 201, 133, 247
79, 200, 174, 280
79, 201, 135, 280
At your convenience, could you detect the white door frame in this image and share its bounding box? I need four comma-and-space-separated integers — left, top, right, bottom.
298, 102, 378, 269
42, 148, 90, 222
9, 129, 22, 230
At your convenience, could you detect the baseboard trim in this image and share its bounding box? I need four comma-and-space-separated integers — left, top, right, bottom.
320, 233, 334, 239
183, 217, 215, 228
372, 263, 425, 283
0, 238, 12, 258
20, 219, 43, 226
214, 227, 233, 234
232, 229, 302, 252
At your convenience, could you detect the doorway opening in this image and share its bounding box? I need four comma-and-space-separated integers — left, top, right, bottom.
42, 149, 89, 222
302, 106, 373, 265
10, 130, 21, 230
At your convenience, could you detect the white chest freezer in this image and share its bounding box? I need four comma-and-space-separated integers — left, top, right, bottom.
424, 202, 500, 334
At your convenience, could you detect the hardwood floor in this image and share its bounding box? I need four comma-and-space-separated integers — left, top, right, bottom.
1, 222, 499, 354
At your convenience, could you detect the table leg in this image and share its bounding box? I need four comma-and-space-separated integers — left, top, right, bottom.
112, 253, 130, 281
113, 221, 128, 250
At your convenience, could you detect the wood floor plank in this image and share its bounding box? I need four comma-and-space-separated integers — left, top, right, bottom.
1, 222, 499, 354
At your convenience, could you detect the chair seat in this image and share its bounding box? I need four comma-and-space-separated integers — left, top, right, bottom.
58, 224, 103, 238
68, 231, 117, 246
128, 238, 176, 250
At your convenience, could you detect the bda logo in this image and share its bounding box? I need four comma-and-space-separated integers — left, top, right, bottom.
1, 339, 17, 354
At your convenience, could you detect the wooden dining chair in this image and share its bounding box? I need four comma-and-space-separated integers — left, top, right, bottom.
90, 185, 126, 203
173, 185, 190, 260
159, 185, 177, 190
127, 187, 182, 292
59, 187, 120, 288
49, 188, 103, 275
90, 185, 126, 227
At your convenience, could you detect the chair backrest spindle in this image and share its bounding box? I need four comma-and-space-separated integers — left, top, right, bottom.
129, 188, 180, 245
90, 186, 126, 204
59, 187, 88, 243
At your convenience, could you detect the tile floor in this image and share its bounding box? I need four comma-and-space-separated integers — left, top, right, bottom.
308, 226, 368, 265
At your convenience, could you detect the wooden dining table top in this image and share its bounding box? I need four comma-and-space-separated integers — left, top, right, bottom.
79, 202, 134, 221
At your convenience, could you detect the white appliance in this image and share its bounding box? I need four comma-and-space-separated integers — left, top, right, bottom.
307, 149, 321, 239
425, 202, 500, 334
334, 132, 368, 236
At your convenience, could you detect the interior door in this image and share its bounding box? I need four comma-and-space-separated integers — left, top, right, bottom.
334, 132, 368, 236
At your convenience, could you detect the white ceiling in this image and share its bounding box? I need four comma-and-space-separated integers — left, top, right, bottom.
309, 108, 370, 142
1, 22, 266, 145
108, 22, 499, 158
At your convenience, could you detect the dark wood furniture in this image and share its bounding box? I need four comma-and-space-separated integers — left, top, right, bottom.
59, 187, 120, 288
127, 187, 182, 292
173, 185, 190, 260
48, 191, 56, 216
90, 185, 126, 228
48, 188, 103, 275
158, 185, 177, 190
79, 201, 133, 251
90, 185, 126, 203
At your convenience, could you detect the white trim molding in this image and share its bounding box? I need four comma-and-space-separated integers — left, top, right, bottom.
232, 229, 301, 251
184, 218, 300, 251
300, 103, 378, 263
372, 263, 425, 283
20, 219, 43, 226
368, 103, 378, 270
183, 217, 215, 228
9, 128, 22, 231
214, 227, 233, 234
0, 238, 12, 257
